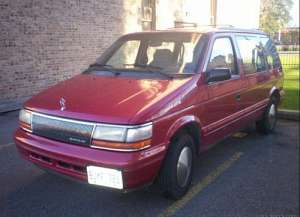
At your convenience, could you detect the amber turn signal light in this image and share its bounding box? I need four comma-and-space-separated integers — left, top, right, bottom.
91, 139, 151, 151
19, 121, 32, 132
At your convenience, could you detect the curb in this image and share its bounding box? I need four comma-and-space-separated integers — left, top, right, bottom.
278, 109, 300, 121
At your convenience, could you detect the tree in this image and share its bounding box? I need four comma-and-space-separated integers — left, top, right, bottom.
260, 0, 293, 33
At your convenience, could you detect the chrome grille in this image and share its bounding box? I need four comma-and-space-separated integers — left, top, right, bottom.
32, 113, 94, 146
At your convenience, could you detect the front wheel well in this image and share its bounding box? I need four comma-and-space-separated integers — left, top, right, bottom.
271, 89, 280, 105
169, 122, 201, 155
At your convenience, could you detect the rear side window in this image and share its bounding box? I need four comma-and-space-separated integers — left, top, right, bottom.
236, 35, 268, 74
207, 37, 238, 75
259, 36, 281, 69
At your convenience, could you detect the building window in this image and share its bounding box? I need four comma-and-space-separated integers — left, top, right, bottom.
142, 0, 156, 30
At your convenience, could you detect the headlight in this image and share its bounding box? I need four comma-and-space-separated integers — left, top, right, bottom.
126, 125, 152, 142
19, 109, 32, 132
92, 125, 127, 142
91, 123, 152, 151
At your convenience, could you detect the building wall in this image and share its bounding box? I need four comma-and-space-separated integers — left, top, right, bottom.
155, 0, 261, 29
156, 0, 211, 29
0, 0, 134, 112
217, 0, 260, 29
0, 0, 261, 112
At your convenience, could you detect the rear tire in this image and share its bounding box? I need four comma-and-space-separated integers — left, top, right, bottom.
256, 97, 278, 134
158, 133, 195, 200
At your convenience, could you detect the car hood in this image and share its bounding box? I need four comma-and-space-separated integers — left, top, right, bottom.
25, 74, 194, 124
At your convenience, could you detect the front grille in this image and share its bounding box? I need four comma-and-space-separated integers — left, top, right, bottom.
32, 113, 94, 146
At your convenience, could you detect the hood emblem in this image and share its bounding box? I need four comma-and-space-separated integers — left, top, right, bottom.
59, 97, 66, 111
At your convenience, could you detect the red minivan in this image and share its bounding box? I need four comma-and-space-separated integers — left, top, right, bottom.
14, 27, 284, 199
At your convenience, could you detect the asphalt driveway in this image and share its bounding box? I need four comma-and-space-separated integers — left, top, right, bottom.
0, 111, 299, 217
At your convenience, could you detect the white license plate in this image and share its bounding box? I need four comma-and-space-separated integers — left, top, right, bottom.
87, 166, 123, 189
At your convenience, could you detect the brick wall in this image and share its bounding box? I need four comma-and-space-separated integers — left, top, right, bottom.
0, 0, 191, 112
0, 0, 143, 112
0, 0, 261, 112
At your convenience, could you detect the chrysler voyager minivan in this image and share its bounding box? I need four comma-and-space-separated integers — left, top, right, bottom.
14, 27, 284, 199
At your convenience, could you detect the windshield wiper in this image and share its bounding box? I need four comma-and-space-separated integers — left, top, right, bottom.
126, 64, 173, 79
89, 63, 114, 68
171, 72, 195, 76
87, 63, 120, 76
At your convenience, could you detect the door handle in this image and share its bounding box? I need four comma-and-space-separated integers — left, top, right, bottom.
236, 94, 241, 101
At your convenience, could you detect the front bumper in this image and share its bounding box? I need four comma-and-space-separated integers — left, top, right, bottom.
14, 129, 166, 190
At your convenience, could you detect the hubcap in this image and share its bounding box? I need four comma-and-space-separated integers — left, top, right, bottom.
177, 146, 192, 187
268, 104, 276, 129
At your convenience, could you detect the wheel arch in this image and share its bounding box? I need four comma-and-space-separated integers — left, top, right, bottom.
165, 115, 202, 154
269, 86, 281, 104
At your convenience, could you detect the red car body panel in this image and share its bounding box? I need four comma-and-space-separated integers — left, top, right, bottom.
15, 129, 166, 189
14, 29, 284, 191
24, 74, 194, 125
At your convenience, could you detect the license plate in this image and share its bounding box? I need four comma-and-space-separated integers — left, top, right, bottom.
87, 166, 123, 189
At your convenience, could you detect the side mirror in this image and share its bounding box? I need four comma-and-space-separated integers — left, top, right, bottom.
206, 68, 231, 83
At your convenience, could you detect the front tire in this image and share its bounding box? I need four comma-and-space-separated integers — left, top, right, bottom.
256, 97, 278, 134
158, 133, 195, 199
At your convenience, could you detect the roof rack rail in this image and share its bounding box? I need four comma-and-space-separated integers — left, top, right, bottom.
174, 21, 198, 28
173, 21, 234, 28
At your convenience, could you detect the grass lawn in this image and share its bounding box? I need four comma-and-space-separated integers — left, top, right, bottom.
279, 52, 300, 110
280, 53, 299, 110
279, 52, 299, 67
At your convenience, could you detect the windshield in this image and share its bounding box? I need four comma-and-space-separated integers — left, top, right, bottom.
86, 32, 206, 78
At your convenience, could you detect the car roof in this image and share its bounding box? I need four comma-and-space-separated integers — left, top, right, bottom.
125, 26, 268, 37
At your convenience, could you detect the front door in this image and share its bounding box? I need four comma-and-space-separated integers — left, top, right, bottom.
201, 35, 243, 145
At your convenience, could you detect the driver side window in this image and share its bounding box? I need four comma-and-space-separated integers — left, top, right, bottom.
207, 37, 238, 75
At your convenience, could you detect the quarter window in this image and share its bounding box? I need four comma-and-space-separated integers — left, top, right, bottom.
207, 37, 238, 75
259, 36, 281, 69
